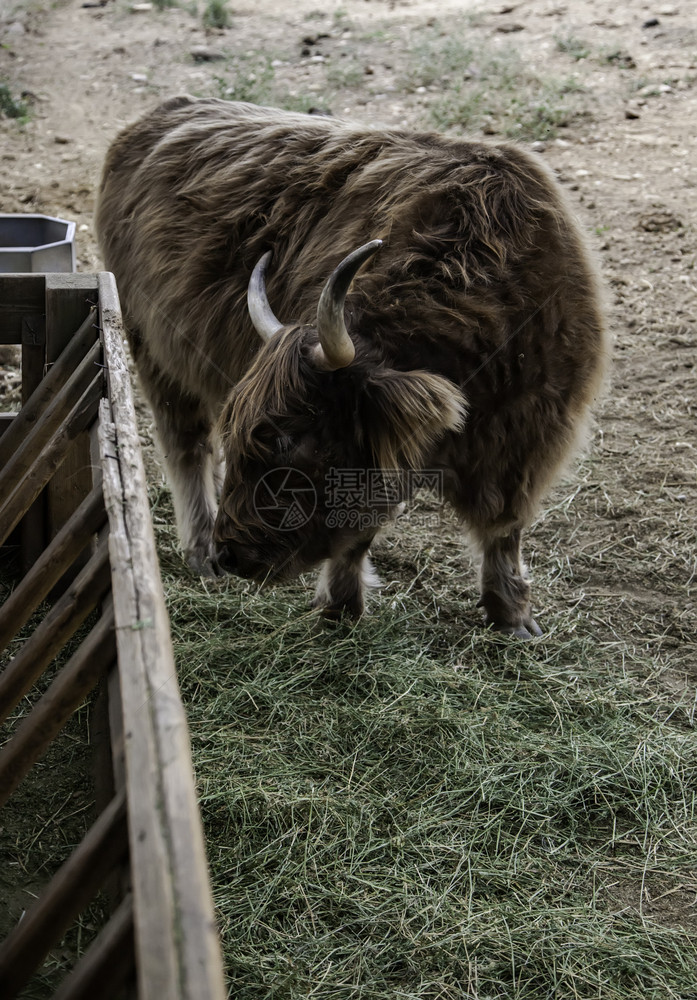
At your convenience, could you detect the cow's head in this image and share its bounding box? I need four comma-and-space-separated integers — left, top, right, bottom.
213, 240, 465, 582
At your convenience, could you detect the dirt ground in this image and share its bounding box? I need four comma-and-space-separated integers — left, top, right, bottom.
1, 0, 696, 945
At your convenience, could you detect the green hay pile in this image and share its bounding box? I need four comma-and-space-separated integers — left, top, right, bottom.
153, 484, 697, 999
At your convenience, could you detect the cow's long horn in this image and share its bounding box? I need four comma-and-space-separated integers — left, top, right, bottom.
248, 251, 284, 342
314, 239, 383, 370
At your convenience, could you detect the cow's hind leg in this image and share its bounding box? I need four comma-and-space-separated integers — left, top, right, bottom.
476, 527, 542, 639
138, 361, 220, 576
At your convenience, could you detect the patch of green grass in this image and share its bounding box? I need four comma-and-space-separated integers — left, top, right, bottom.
558, 74, 586, 95
211, 56, 326, 114
149, 474, 697, 998
203, 0, 230, 30
400, 29, 476, 92
505, 86, 579, 141
429, 70, 581, 141
0, 82, 29, 122
325, 53, 365, 90
556, 34, 591, 61
213, 58, 275, 105
358, 27, 389, 43
397, 23, 585, 141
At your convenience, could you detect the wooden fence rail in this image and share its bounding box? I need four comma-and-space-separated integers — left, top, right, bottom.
0, 273, 226, 1000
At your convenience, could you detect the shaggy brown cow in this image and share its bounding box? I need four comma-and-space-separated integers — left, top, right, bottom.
96, 95, 608, 637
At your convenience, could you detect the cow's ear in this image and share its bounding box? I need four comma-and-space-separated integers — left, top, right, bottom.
360, 369, 466, 470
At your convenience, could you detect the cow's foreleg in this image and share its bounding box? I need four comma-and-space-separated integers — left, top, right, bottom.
312, 539, 380, 619
142, 375, 220, 576
477, 527, 542, 639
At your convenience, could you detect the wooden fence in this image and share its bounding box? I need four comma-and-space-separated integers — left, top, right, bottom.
0, 273, 226, 999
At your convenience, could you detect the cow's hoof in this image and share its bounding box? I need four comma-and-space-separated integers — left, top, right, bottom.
312, 598, 364, 622
495, 618, 542, 640
185, 545, 224, 578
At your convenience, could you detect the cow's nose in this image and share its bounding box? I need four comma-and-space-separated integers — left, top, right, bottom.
214, 545, 238, 575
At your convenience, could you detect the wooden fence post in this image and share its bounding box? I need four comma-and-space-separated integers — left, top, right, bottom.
44, 274, 100, 561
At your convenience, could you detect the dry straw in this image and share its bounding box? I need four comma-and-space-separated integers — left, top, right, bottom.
151, 465, 697, 998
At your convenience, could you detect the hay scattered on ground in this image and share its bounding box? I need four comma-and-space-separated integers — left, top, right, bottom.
0, 574, 105, 994
153, 472, 697, 998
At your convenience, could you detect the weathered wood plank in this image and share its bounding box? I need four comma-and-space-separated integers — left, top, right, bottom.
0, 538, 111, 724
107, 663, 127, 796
44, 274, 99, 363
0, 373, 102, 548
19, 312, 48, 571
0, 271, 224, 1000
0, 340, 103, 505
20, 312, 46, 406
0, 790, 128, 999
0, 305, 98, 469
92, 659, 133, 911
90, 659, 132, 917
18, 491, 46, 578
0, 604, 116, 808
98, 268, 226, 1000
0, 273, 45, 345
51, 895, 136, 1000
99, 412, 180, 998
45, 275, 101, 548
0, 485, 106, 654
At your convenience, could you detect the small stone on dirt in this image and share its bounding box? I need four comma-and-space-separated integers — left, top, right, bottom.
642, 17, 661, 27
637, 83, 672, 97
190, 46, 225, 61
637, 210, 683, 232
607, 51, 636, 68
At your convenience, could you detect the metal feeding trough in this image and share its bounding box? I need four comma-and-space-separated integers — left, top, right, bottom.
0, 213, 76, 273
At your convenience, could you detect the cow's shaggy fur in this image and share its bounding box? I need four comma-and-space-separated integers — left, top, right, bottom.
96, 95, 609, 636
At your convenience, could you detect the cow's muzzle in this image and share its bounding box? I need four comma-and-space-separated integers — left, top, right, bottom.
214, 544, 239, 576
